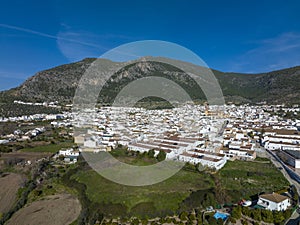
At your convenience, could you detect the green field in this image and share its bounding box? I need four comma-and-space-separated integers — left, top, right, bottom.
20, 141, 74, 153
218, 158, 290, 202
69, 156, 290, 218
72, 167, 214, 216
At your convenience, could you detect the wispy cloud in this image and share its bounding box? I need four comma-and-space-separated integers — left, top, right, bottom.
0, 23, 141, 62
0, 23, 105, 49
228, 32, 300, 73
56, 28, 142, 61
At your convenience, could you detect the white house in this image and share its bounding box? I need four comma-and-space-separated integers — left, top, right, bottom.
178, 151, 227, 170
59, 148, 80, 157
264, 141, 300, 151
257, 193, 290, 211
58, 148, 80, 164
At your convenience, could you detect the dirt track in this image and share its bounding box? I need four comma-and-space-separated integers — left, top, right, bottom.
0, 173, 23, 214
6, 194, 81, 225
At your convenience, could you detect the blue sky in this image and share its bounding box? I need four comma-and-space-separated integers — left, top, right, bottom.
1, 0, 300, 90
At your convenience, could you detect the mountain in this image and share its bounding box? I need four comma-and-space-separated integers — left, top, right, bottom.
1, 57, 300, 106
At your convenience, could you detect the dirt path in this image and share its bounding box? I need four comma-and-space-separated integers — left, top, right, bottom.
0, 173, 23, 213
6, 194, 81, 225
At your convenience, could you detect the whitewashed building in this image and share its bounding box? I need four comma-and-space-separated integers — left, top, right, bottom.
257, 193, 290, 211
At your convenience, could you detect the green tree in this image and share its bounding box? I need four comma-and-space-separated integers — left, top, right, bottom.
217, 218, 223, 225
156, 150, 166, 162
131, 218, 139, 225
228, 217, 236, 224
283, 209, 292, 220
242, 206, 251, 217
196, 216, 203, 224
261, 209, 273, 223
179, 211, 188, 221
251, 208, 262, 221
241, 219, 248, 225
273, 211, 285, 224
231, 206, 242, 219
207, 216, 218, 225
141, 219, 148, 225
148, 149, 155, 158
188, 212, 196, 221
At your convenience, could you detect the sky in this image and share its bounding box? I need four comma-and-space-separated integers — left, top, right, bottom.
1, 0, 300, 90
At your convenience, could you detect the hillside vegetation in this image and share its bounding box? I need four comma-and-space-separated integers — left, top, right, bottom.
0, 57, 300, 106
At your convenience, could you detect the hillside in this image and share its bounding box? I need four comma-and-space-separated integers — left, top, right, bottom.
0, 57, 300, 106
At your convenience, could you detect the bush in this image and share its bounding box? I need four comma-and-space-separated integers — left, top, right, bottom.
228, 217, 236, 223
207, 216, 218, 225
251, 208, 261, 221
179, 211, 188, 221
261, 209, 273, 223
148, 149, 155, 158
241, 219, 248, 225
231, 206, 242, 219
188, 213, 196, 221
180, 189, 216, 211
156, 150, 166, 162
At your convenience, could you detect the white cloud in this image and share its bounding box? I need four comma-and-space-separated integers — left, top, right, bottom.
0, 23, 138, 62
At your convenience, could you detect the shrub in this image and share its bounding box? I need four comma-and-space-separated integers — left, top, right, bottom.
231, 206, 242, 219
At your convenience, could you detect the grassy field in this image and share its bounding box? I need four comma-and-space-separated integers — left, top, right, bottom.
72, 168, 214, 215
218, 158, 290, 202
69, 155, 290, 218
20, 141, 74, 153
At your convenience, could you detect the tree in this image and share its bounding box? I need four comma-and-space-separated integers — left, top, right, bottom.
166, 217, 172, 223
217, 218, 223, 225
283, 209, 292, 220
141, 219, 148, 225
241, 219, 248, 225
188, 212, 196, 221
156, 150, 166, 161
148, 149, 155, 158
228, 217, 236, 224
242, 206, 251, 217
290, 185, 299, 205
179, 211, 188, 221
207, 216, 218, 225
131, 218, 139, 225
231, 206, 242, 219
261, 209, 273, 223
273, 211, 285, 224
251, 208, 262, 221
196, 211, 203, 224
